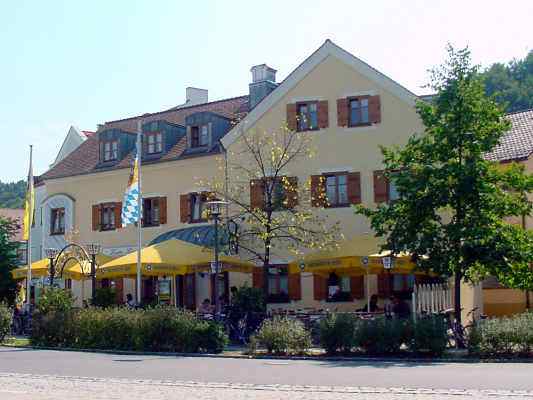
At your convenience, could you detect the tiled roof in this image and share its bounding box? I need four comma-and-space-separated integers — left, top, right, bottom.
41, 96, 249, 180
485, 109, 533, 162
0, 208, 24, 242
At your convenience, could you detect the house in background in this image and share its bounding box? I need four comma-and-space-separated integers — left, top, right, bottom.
483, 109, 533, 316
0, 208, 26, 265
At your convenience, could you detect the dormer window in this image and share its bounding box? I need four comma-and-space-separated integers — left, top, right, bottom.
103, 139, 118, 161
191, 125, 209, 148
146, 132, 163, 154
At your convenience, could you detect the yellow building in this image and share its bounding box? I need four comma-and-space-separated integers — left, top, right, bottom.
482, 109, 533, 317
39, 40, 526, 315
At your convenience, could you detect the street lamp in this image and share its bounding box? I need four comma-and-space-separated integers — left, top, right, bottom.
207, 200, 228, 318
45, 248, 59, 287
86, 243, 101, 302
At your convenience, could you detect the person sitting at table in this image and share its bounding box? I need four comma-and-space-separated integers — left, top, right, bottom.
198, 298, 213, 314
392, 296, 411, 319
357, 294, 380, 312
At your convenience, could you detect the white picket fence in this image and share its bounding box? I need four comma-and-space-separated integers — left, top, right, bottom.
412, 283, 453, 316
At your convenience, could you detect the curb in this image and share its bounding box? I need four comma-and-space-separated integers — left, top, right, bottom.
3, 344, 533, 363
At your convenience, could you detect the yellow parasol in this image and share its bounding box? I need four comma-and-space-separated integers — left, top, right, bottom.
98, 239, 255, 279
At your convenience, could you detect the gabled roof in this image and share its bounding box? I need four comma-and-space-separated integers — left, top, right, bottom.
485, 109, 533, 162
41, 96, 249, 181
221, 39, 418, 148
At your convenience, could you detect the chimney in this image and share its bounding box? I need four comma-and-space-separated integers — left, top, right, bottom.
185, 87, 208, 106
249, 64, 277, 109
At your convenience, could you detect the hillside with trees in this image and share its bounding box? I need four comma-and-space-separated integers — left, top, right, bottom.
482, 50, 533, 113
0, 180, 26, 209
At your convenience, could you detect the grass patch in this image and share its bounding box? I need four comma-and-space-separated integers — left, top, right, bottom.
3, 336, 30, 347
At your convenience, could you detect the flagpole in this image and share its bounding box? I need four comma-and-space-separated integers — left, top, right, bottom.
26, 145, 33, 306
136, 121, 142, 305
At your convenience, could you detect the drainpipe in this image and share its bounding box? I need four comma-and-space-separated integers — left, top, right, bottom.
523, 213, 531, 310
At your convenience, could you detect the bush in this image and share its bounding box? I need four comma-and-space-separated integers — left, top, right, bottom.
252, 316, 311, 355
92, 287, 118, 308
358, 317, 409, 355
31, 306, 227, 354
469, 312, 533, 357
37, 288, 74, 314
409, 315, 448, 356
231, 286, 266, 314
0, 302, 11, 342
319, 313, 358, 354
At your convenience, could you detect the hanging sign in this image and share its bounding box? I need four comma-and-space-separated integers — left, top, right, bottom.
382, 256, 393, 269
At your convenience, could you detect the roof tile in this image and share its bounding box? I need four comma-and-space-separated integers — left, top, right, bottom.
485, 109, 533, 162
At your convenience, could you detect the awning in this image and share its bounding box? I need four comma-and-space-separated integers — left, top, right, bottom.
11, 253, 114, 280
98, 239, 255, 278
288, 235, 419, 275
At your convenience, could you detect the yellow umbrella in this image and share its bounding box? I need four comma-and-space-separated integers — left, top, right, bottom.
98, 239, 255, 279
11, 253, 115, 281
288, 235, 384, 275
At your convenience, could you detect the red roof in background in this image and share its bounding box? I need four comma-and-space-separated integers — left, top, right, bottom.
0, 208, 24, 242
82, 130, 95, 137
41, 95, 249, 180
486, 109, 533, 162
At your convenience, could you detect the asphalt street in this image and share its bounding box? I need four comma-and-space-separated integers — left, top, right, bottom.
0, 347, 532, 392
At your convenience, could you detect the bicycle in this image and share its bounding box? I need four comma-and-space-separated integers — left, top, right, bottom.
443, 307, 482, 349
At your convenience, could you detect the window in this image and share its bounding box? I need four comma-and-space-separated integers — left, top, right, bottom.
147, 132, 163, 154
190, 193, 207, 223
100, 204, 116, 231
17, 247, 27, 265
50, 208, 65, 235
270, 179, 287, 210
64, 279, 72, 290
389, 180, 400, 201
349, 97, 370, 126
191, 125, 208, 148
326, 273, 351, 302
268, 266, 289, 302
297, 102, 318, 131
325, 173, 348, 207
142, 198, 160, 227
393, 274, 415, 293
103, 140, 118, 161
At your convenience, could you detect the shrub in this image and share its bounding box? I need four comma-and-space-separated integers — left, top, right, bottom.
358, 317, 409, 355
469, 312, 533, 357
231, 286, 266, 314
252, 316, 311, 355
92, 287, 118, 308
319, 313, 358, 354
409, 315, 448, 356
0, 302, 11, 342
36, 288, 74, 314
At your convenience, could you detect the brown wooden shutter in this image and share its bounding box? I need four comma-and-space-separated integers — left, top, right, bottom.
179, 194, 191, 223
286, 176, 299, 208
369, 95, 381, 124
337, 98, 348, 127
347, 172, 362, 205
288, 273, 301, 301
92, 205, 100, 231
115, 278, 124, 303
286, 103, 297, 131
317, 100, 329, 129
377, 273, 392, 297
310, 175, 325, 207
250, 179, 264, 210
373, 170, 389, 203
350, 276, 365, 300
159, 196, 167, 224
313, 274, 327, 301
114, 202, 122, 229
252, 268, 264, 289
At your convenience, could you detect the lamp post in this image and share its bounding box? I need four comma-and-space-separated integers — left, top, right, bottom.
86, 243, 101, 303
45, 248, 59, 287
207, 200, 228, 319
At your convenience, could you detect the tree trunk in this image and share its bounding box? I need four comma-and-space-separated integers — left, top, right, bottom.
454, 272, 462, 325
262, 240, 271, 301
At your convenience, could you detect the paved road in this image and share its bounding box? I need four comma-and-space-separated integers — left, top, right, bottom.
1, 347, 532, 399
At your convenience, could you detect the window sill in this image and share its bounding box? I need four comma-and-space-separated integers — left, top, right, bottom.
50, 232, 65, 236
341, 125, 377, 133
142, 224, 161, 229
325, 204, 351, 209
99, 227, 116, 232
189, 219, 208, 224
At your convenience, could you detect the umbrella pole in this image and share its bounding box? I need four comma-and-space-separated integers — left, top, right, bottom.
366, 272, 370, 313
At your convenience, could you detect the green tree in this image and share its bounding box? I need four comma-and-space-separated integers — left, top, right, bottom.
357, 45, 533, 324
482, 50, 533, 113
0, 216, 21, 304
0, 180, 26, 209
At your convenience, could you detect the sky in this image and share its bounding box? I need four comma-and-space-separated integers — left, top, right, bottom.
1, 0, 532, 182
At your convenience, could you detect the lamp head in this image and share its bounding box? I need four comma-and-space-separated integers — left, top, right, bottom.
86, 243, 101, 256
45, 248, 59, 260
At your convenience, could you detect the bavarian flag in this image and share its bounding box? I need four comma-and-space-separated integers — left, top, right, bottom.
121, 145, 140, 226
23, 147, 34, 240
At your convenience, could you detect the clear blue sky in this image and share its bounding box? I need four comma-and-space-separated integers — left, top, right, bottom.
1, 0, 532, 182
